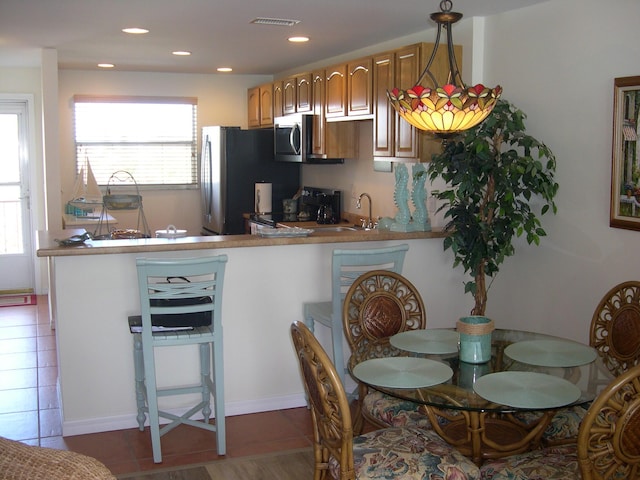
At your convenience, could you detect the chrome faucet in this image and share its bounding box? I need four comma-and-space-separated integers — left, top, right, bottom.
356, 193, 374, 229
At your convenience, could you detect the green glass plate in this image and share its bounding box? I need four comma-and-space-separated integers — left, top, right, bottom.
390, 329, 459, 354
352, 357, 453, 389
473, 371, 581, 409
505, 339, 597, 367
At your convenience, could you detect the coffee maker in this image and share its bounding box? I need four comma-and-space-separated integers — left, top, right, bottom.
299, 186, 341, 224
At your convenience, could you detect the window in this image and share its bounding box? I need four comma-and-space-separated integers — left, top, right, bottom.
73, 95, 198, 187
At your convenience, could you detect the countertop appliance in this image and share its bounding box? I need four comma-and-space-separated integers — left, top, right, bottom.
250, 186, 341, 227
201, 126, 300, 235
300, 186, 341, 224
274, 114, 344, 164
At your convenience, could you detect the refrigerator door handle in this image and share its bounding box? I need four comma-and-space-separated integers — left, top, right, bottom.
290, 123, 301, 155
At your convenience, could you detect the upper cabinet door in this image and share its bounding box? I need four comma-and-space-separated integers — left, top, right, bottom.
259, 84, 274, 126
273, 81, 283, 119
247, 86, 261, 128
248, 83, 274, 128
325, 64, 347, 118
372, 52, 394, 157
296, 73, 313, 113
394, 45, 421, 158
347, 57, 373, 116
282, 77, 297, 115
312, 70, 326, 155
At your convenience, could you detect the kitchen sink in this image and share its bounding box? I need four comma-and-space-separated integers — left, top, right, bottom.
309, 225, 364, 232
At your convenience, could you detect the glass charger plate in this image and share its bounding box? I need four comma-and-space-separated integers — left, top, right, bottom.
473, 371, 581, 409
390, 329, 459, 354
505, 339, 597, 367
352, 357, 453, 389
257, 227, 313, 238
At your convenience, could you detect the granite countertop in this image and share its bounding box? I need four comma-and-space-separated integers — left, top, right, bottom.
37, 224, 446, 257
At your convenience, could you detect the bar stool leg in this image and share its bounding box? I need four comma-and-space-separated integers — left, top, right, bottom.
142, 339, 163, 463
199, 343, 212, 421
133, 335, 146, 430
303, 304, 315, 333
212, 339, 226, 455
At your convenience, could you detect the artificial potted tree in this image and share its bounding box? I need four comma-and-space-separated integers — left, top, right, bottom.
428, 99, 559, 316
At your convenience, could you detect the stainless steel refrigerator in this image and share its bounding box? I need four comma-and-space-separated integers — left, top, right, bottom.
201, 126, 301, 235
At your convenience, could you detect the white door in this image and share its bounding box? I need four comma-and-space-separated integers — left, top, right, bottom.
0, 99, 34, 293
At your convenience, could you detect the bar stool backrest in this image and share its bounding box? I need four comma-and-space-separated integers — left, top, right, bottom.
136, 255, 227, 337
331, 245, 409, 327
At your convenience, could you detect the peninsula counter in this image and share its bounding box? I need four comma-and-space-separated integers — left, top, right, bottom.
37, 229, 467, 436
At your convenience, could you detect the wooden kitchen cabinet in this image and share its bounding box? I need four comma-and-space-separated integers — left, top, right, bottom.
273, 80, 283, 118
347, 57, 373, 116
312, 69, 326, 156
281, 73, 312, 115
325, 64, 347, 118
282, 77, 296, 115
325, 59, 372, 119
373, 43, 456, 161
296, 73, 312, 113
312, 68, 357, 159
247, 83, 274, 128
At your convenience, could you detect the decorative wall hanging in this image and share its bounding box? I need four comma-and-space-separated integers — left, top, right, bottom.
610, 76, 640, 230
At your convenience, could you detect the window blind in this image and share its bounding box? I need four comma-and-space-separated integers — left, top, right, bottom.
73, 95, 198, 187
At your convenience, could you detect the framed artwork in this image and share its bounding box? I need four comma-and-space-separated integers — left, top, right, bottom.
610, 76, 640, 230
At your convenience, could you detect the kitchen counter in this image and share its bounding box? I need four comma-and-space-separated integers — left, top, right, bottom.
36, 226, 447, 257
37, 226, 465, 439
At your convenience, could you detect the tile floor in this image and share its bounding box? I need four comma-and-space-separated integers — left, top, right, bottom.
0, 295, 314, 475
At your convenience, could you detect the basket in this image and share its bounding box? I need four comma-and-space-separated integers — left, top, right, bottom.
103, 194, 141, 210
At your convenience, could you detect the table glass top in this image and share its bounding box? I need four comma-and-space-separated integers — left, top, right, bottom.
351, 328, 613, 413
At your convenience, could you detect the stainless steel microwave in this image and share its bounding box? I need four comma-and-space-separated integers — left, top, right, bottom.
274, 114, 344, 164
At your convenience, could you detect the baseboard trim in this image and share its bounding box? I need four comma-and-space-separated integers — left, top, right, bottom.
61, 393, 308, 437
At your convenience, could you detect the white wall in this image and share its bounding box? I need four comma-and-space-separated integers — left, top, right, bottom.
475, 0, 640, 341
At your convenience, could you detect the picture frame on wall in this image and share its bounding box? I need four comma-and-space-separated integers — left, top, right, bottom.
610, 76, 640, 230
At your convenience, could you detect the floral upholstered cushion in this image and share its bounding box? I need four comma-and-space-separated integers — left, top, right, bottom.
514, 404, 587, 444
542, 405, 588, 443
479, 445, 578, 480
363, 391, 435, 429
328, 426, 481, 480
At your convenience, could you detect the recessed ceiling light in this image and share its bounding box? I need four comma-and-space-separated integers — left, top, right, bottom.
172, 51, 191, 56
217, 67, 233, 73
288, 36, 309, 43
122, 27, 149, 34
98, 63, 114, 68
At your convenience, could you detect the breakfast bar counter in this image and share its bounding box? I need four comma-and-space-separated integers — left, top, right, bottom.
36, 227, 447, 257
36, 228, 466, 438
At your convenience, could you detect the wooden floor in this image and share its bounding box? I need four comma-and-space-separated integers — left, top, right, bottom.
0, 296, 314, 475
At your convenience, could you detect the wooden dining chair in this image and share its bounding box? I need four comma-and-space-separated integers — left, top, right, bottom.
290, 321, 481, 480
590, 280, 640, 376
479, 362, 640, 479
342, 270, 432, 434
536, 280, 640, 447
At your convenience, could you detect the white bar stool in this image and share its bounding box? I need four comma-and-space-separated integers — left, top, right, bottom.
130, 255, 227, 463
302, 244, 409, 386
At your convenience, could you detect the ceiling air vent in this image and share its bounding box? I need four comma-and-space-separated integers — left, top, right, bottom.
250, 17, 301, 27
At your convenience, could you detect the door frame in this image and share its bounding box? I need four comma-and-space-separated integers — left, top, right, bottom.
0, 94, 37, 293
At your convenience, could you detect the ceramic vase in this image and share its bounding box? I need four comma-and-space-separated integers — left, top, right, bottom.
457, 316, 495, 364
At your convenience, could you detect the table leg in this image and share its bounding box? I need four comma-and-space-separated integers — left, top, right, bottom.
420, 405, 556, 466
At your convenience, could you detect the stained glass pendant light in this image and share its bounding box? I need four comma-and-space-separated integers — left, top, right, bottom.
387, 0, 502, 138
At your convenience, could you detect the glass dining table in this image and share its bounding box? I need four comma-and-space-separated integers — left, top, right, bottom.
350, 328, 614, 466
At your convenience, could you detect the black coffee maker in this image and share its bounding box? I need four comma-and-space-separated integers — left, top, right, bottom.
300, 186, 341, 224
